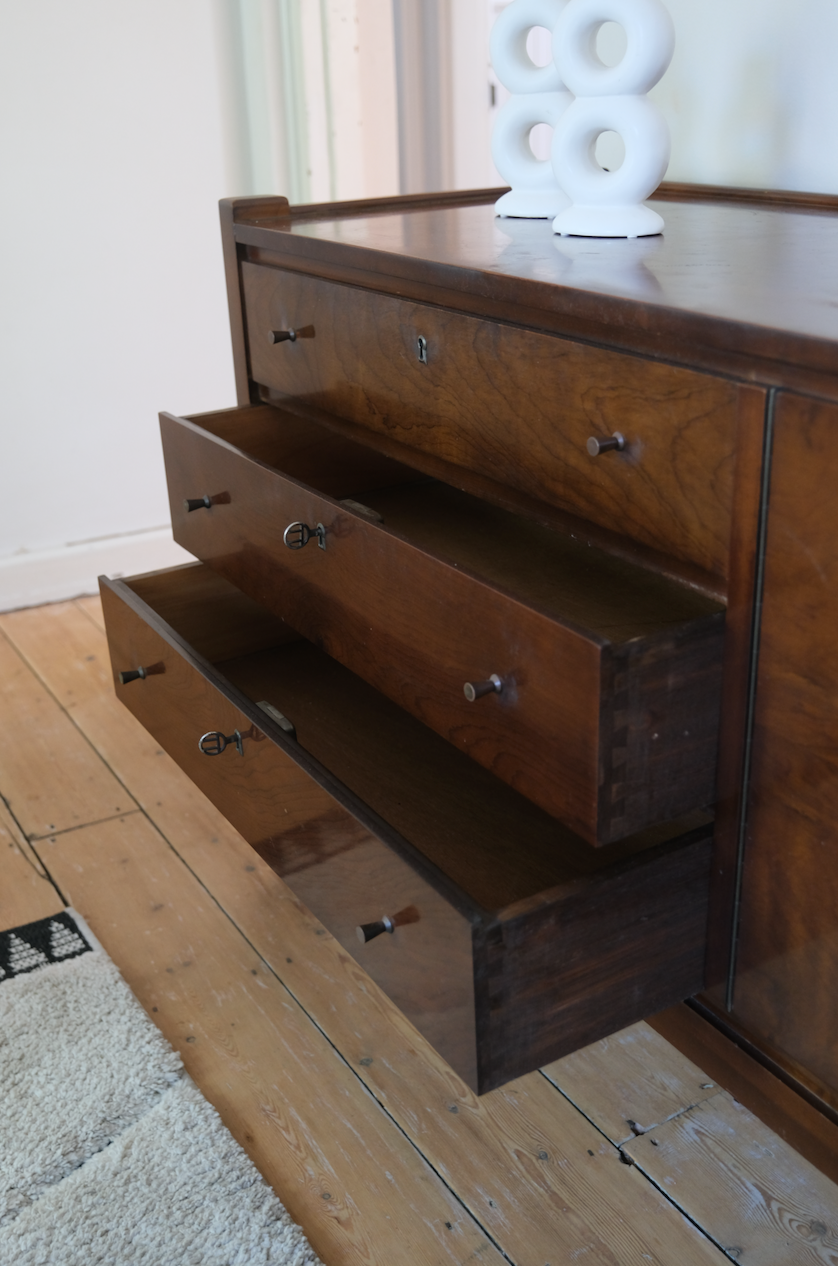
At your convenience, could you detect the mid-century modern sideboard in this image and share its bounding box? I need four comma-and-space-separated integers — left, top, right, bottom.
101, 185, 838, 1111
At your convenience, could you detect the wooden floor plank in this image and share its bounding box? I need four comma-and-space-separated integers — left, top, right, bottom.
649, 1004, 838, 1187
32, 812, 504, 1266
0, 626, 133, 839
542, 1021, 722, 1144
624, 1094, 838, 1264
3, 599, 727, 1266
74, 594, 105, 634
0, 798, 64, 929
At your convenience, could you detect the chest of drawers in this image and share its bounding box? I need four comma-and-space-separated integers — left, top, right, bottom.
103, 185, 838, 1101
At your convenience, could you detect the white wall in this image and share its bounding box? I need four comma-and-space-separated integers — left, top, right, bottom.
4, 0, 838, 610
470, 0, 838, 193
0, 1, 236, 607
653, 0, 838, 191
0, 0, 398, 611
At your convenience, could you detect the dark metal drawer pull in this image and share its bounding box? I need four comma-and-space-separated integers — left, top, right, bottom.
198, 730, 244, 757
184, 496, 212, 512
356, 905, 420, 944
269, 328, 297, 344
464, 674, 503, 702
586, 431, 625, 457
356, 915, 395, 943
118, 667, 146, 684
283, 521, 327, 551
118, 661, 164, 685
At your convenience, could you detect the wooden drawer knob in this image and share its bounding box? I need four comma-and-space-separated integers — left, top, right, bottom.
269, 328, 297, 344
586, 432, 625, 457
184, 496, 212, 512
464, 674, 503, 702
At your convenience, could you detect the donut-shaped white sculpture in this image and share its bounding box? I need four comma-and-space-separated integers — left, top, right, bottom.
551, 94, 669, 236
550, 0, 673, 237
490, 0, 568, 95
493, 92, 574, 218
553, 0, 674, 97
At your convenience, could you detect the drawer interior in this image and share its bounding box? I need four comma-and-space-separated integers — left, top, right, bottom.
127, 563, 712, 915
189, 405, 724, 638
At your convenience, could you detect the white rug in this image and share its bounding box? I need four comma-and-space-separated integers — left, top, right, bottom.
0, 910, 322, 1266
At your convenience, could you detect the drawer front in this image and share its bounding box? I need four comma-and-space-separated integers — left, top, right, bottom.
99, 575, 478, 1089
163, 411, 614, 844
242, 262, 740, 580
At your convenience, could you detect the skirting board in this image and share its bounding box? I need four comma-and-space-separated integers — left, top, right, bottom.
0, 530, 194, 614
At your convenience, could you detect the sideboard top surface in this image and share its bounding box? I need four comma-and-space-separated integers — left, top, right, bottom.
230, 189, 838, 394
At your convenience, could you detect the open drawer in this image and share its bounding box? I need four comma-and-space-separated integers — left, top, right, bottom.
162, 403, 725, 846
100, 562, 713, 1094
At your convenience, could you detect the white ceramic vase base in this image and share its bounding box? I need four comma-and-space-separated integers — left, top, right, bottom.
552, 202, 664, 237
491, 91, 574, 219
496, 188, 571, 218
490, 0, 675, 238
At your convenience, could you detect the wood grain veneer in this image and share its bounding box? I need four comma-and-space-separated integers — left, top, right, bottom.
729, 392, 838, 1110
162, 405, 725, 845
241, 262, 740, 579
99, 562, 713, 1093
225, 190, 838, 399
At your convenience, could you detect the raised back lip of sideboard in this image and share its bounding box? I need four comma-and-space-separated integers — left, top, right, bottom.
221, 183, 838, 403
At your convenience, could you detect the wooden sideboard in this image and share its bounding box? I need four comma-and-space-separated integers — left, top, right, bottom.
101, 185, 838, 1113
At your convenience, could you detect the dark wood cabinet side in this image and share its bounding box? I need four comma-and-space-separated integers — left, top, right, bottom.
220, 197, 291, 405
728, 392, 838, 1111
704, 385, 769, 988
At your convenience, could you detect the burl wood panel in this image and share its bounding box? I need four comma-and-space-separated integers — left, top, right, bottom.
241, 262, 741, 579
731, 392, 838, 1107
98, 572, 478, 1088
162, 406, 724, 845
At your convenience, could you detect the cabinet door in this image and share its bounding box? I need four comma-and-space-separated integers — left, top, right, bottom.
731, 392, 838, 1107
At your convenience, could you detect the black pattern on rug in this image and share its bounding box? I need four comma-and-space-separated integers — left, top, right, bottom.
0, 911, 91, 984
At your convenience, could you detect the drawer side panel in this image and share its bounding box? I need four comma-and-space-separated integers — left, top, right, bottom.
99, 576, 478, 1089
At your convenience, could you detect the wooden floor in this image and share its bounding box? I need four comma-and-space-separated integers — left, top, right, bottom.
2, 595, 837, 1265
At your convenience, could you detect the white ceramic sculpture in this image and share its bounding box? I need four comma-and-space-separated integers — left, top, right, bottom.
490, 0, 572, 218
550, 0, 675, 237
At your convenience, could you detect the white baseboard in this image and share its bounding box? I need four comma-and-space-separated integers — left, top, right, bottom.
0, 529, 195, 613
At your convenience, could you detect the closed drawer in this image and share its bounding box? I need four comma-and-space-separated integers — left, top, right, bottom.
100, 562, 713, 1093
242, 262, 741, 580
162, 404, 725, 847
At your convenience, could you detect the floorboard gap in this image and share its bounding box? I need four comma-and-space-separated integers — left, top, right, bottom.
0, 790, 69, 907
618, 1146, 740, 1263
538, 1071, 729, 1259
